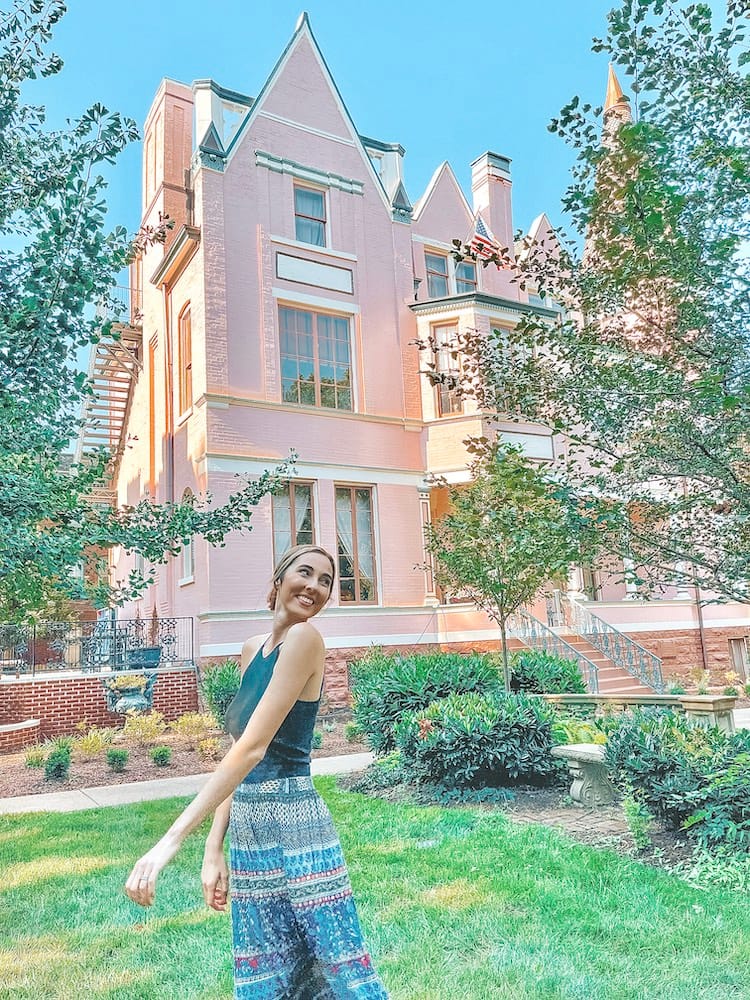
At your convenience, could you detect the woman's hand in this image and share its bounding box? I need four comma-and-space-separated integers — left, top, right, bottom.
124, 834, 181, 908
201, 847, 230, 912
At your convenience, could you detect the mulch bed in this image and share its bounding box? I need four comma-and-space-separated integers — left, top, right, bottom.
0, 712, 369, 799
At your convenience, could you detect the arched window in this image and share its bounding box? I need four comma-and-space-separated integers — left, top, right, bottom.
178, 305, 192, 414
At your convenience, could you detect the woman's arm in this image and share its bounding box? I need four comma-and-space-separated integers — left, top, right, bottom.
124, 622, 324, 908
201, 793, 232, 911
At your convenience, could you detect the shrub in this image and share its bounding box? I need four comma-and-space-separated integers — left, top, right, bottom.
201, 659, 240, 726
395, 691, 562, 790
322, 721, 336, 733
44, 746, 71, 781
605, 709, 750, 850
510, 649, 586, 694
551, 715, 607, 746
666, 681, 687, 695
170, 712, 216, 749
668, 846, 750, 893
75, 726, 115, 758
25, 747, 45, 768
349, 751, 405, 793
622, 788, 654, 852
745, 682, 750, 699
198, 737, 221, 761
724, 686, 740, 697
48, 735, 74, 753
106, 748, 129, 772
343, 720, 361, 743
150, 745, 172, 767
311, 729, 323, 750
350, 647, 503, 754
122, 710, 166, 746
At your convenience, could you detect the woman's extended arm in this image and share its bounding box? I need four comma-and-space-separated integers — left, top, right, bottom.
124, 622, 324, 908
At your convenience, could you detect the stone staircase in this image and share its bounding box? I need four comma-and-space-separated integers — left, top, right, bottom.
561, 632, 655, 694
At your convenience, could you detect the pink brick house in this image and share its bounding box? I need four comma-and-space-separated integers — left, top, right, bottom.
97, 14, 750, 697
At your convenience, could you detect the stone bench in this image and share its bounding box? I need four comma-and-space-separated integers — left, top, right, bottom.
551, 743, 616, 807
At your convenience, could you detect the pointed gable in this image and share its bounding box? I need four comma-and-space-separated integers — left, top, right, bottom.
519, 212, 561, 261
412, 163, 473, 245
260, 31, 354, 140
219, 14, 390, 213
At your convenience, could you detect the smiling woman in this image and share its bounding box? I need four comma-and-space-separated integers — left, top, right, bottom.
125, 544, 389, 998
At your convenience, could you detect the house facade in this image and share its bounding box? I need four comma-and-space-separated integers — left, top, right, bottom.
95, 15, 750, 697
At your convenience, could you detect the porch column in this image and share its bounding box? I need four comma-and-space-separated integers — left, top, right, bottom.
567, 566, 586, 601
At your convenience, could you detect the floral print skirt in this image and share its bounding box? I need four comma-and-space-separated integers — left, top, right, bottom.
230, 775, 389, 999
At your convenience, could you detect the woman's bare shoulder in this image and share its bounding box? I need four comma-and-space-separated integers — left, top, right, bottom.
239, 634, 266, 673
285, 621, 324, 650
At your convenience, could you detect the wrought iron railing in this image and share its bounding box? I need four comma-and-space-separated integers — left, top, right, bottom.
566, 599, 664, 692
507, 608, 599, 693
0, 617, 194, 677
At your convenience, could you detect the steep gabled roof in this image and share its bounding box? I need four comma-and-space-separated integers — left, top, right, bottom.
216, 13, 391, 214
412, 161, 473, 226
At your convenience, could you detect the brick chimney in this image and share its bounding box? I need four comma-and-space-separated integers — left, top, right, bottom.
470, 151, 513, 252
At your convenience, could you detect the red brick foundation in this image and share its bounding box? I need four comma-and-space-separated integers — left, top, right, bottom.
0, 720, 41, 753
625, 626, 750, 686
0, 667, 199, 752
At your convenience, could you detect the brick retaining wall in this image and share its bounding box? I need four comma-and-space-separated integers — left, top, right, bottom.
625, 626, 750, 685
0, 719, 41, 753
0, 667, 199, 750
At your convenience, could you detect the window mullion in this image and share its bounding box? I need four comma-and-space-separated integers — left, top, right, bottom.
350, 487, 360, 603
313, 315, 321, 406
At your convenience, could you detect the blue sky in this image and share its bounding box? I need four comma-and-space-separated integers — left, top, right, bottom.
42, 0, 625, 240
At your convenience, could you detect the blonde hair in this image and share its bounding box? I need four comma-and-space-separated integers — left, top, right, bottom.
267, 544, 336, 610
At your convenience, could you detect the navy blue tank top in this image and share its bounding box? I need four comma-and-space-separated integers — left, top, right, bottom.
224, 642, 321, 781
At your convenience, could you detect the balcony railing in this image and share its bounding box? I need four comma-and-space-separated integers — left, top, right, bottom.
0, 617, 194, 677
507, 607, 600, 693
96, 284, 143, 328
566, 599, 664, 692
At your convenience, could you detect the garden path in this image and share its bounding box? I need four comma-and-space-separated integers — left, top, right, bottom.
0, 751, 374, 815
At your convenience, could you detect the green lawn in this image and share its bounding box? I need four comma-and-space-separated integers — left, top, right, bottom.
1, 778, 750, 999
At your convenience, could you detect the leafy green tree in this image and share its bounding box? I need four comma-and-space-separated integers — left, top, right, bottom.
0, 1, 291, 621
425, 442, 604, 690
449, 0, 750, 602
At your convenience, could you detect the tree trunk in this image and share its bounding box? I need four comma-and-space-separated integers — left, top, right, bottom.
498, 614, 512, 693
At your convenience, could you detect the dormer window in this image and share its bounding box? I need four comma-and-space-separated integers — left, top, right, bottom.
424, 250, 478, 298
455, 261, 477, 293
425, 252, 449, 297
294, 186, 326, 246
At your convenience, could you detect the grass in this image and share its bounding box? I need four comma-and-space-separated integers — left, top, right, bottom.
1, 778, 750, 998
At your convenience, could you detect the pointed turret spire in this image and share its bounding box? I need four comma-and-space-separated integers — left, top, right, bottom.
604, 64, 632, 124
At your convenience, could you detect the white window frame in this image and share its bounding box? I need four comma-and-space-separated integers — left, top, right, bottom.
294, 183, 328, 248
424, 247, 479, 298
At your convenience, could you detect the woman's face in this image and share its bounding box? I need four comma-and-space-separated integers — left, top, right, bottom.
275, 551, 334, 621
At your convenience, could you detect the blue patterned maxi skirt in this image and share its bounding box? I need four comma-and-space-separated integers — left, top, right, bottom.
229, 775, 389, 999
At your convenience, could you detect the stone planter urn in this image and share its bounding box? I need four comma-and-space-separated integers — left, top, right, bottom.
102, 671, 158, 714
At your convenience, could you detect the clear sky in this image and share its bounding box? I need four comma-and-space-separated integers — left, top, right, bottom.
41, 0, 625, 240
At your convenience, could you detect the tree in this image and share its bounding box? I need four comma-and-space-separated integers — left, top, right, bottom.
425, 442, 604, 690
0, 1, 291, 621
447, 0, 750, 602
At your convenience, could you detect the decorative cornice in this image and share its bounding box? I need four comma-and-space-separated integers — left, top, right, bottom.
149, 225, 201, 287
410, 291, 559, 320
255, 149, 364, 195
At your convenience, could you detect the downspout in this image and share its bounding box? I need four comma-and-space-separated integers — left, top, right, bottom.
163, 284, 175, 608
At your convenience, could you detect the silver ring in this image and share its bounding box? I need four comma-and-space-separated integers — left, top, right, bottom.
138, 878, 148, 884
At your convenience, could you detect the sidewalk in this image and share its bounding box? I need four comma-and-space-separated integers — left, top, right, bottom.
735, 709, 750, 729
0, 751, 374, 816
